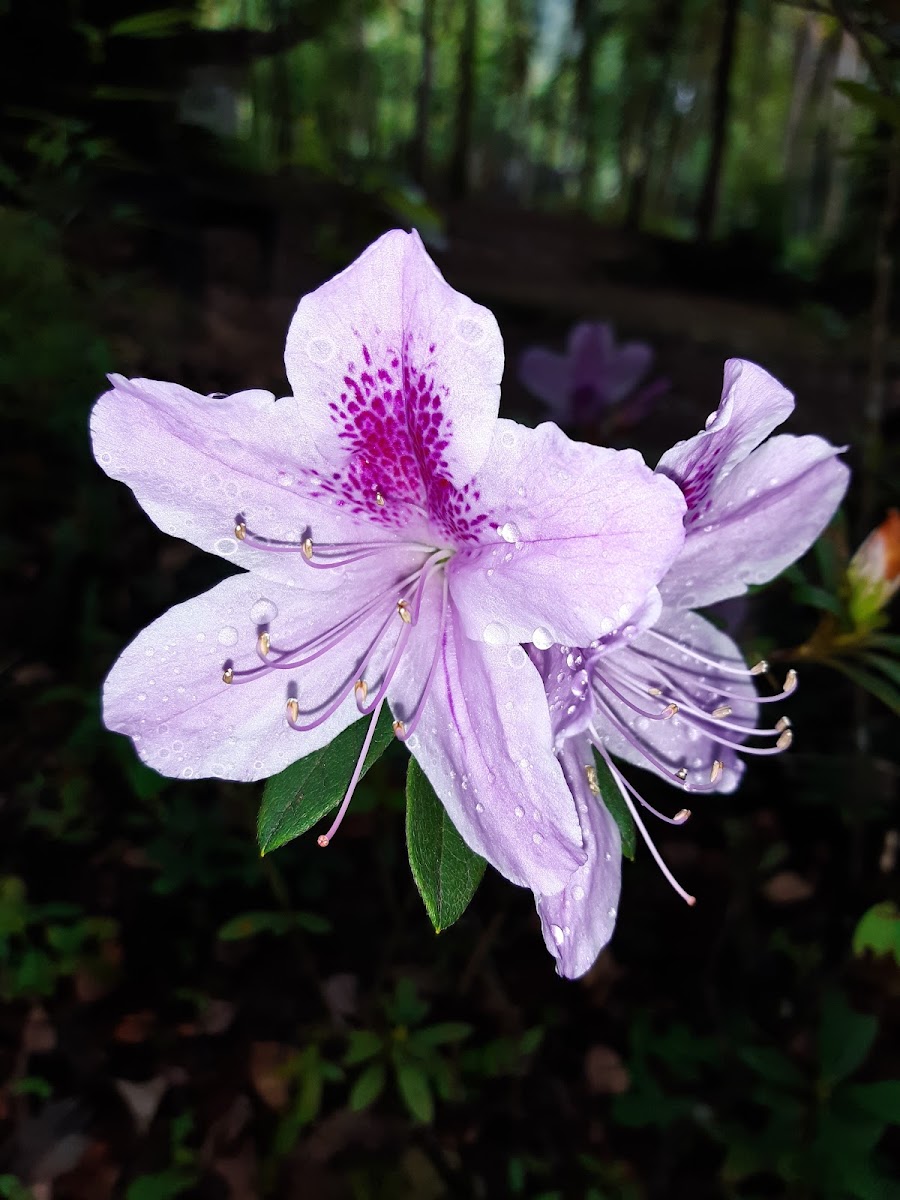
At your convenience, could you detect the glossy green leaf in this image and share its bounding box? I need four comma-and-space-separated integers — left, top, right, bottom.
349, 1062, 387, 1111
591, 750, 636, 860
258, 708, 395, 854
853, 901, 900, 964
395, 1059, 434, 1123
405, 758, 486, 933
344, 1030, 383, 1065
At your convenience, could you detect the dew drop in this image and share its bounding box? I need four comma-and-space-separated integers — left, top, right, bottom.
276, 471, 293, 487
181, 767, 195, 779
573, 885, 585, 901
137, 692, 147, 702
499, 521, 520, 543
218, 626, 239, 646
307, 335, 336, 363
507, 646, 527, 670
550, 924, 565, 946
475, 802, 484, 813
514, 806, 524, 819
532, 627, 554, 650
532, 832, 544, 845
250, 598, 279, 624
607, 906, 617, 918
483, 621, 508, 646
214, 537, 238, 556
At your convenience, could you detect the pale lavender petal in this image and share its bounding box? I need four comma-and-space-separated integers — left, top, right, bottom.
657, 359, 795, 524
388, 597, 585, 895
662, 434, 849, 608
284, 229, 503, 494
91, 377, 423, 580
593, 607, 757, 794
449, 421, 686, 647
535, 739, 622, 979
103, 569, 404, 781
517, 347, 572, 413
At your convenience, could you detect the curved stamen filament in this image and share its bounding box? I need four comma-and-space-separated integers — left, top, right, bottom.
608, 757, 693, 827
594, 743, 696, 906
631, 647, 798, 704
593, 699, 719, 793
395, 572, 450, 742
592, 671, 678, 721
317, 696, 388, 847
644, 628, 767, 679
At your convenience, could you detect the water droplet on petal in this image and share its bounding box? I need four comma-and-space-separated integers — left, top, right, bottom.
573, 885, 585, 901
607, 906, 617, 919
475, 802, 484, 813
550, 924, 565, 946
214, 537, 238, 556
514, 806, 524, 818
532, 832, 544, 845
250, 598, 278, 624
483, 621, 508, 645
532, 627, 553, 650
218, 626, 238, 646
507, 646, 527, 670
499, 521, 520, 543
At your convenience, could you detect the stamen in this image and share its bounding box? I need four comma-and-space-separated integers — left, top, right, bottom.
750, 660, 769, 676
257, 631, 270, 658
394, 573, 451, 742
674, 808, 691, 822
222, 667, 234, 684
636, 648, 798, 704
302, 537, 313, 560
375, 491, 386, 507
776, 728, 793, 750
676, 768, 688, 781
392, 720, 404, 736
775, 716, 791, 732
595, 744, 696, 906
710, 759, 724, 784
608, 754, 695, 825
585, 764, 599, 795
593, 672, 679, 721
644, 629, 769, 681
783, 669, 798, 694
317, 698, 388, 848
712, 704, 732, 718
287, 698, 299, 723
397, 600, 412, 624
234, 521, 246, 540
355, 680, 368, 703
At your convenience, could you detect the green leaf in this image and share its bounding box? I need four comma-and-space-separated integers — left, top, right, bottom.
217, 910, 329, 940
819, 992, 877, 1086
109, 9, 191, 38
126, 1170, 195, 1200
414, 1022, 472, 1046
395, 1059, 434, 1123
827, 659, 900, 716
853, 901, 900, 964
0, 1177, 35, 1200
861, 652, 900, 688
591, 750, 636, 860
258, 709, 395, 854
834, 81, 900, 130
405, 758, 486, 933
842, 1080, 900, 1124
344, 1030, 383, 1065
349, 1062, 386, 1111
738, 1046, 805, 1091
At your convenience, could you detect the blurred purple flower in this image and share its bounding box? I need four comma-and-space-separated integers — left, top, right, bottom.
518, 321, 668, 430
91, 229, 688, 907
532, 359, 850, 978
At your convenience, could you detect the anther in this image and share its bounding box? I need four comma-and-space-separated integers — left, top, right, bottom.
257, 631, 270, 657
676, 767, 688, 781
775, 715, 791, 732
234, 521, 246, 540
392, 720, 405, 737
776, 728, 793, 750
648, 687, 663, 696
302, 537, 313, 560
317, 835, 330, 848
585, 764, 600, 795
783, 668, 798, 694
354, 680, 368, 702
710, 759, 724, 785
222, 667, 234, 684
674, 808, 691, 823
662, 702, 679, 719
375, 491, 386, 506
286, 698, 299, 723
750, 659, 769, 676
712, 704, 732, 719
397, 600, 412, 624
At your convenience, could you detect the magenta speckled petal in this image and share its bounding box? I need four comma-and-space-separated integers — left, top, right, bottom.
449, 421, 686, 648
535, 738, 622, 979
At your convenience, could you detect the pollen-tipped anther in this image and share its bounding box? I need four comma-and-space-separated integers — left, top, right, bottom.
392, 719, 405, 737
222, 667, 234, 684
674, 808, 691, 823
712, 704, 732, 719
776, 728, 793, 751
354, 680, 368, 703
710, 759, 724, 784
676, 767, 688, 781
375, 490, 386, 507
750, 659, 769, 676
257, 631, 270, 657
286, 698, 299, 723
302, 537, 313, 560
585, 764, 600, 795
648, 686, 663, 697
662, 702, 678, 719
234, 521, 246, 540
397, 599, 412, 624
775, 715, 792, 732
317, 835, 330, 848
783, 668, 798, 694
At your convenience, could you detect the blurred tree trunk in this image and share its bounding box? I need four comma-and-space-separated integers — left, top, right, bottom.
411, 0, 436, 185
695, 0, 740, 241
449, 0, 478, 199
624, 0, 684, 231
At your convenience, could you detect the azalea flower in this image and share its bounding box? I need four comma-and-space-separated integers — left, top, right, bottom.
518, 321, 667, 431
92, 230, 687, 903
532, 359, 850, 977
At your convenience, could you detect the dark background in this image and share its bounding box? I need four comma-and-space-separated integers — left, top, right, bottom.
1, 1, 899, 1197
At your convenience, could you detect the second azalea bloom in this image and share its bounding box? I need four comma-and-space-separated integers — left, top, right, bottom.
518, 320, 667, 431
92, 230, 687, 903
534, 359, 850, 977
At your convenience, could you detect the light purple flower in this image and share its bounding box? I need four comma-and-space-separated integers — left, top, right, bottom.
532, 359, 850, 977
518, 321, 667, 430
91, 230, 687, 904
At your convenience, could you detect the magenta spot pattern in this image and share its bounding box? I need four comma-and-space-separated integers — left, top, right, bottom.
301, 333, 490, 544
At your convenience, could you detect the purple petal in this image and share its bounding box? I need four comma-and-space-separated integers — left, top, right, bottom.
388, 600, 585, 895
103, 568, 404, 781
517, 347, 572, 413
662, 434, 849, 609
449, 421, 686, 647
91, 377, 418, 579
568, 322, 614, 391
594, 607, 757, 794
535, 739, 622, 979
657, 359, 795, 524
284, 230, 503, 498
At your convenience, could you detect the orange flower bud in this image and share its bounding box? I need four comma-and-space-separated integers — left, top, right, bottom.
847, 510, 900, 629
